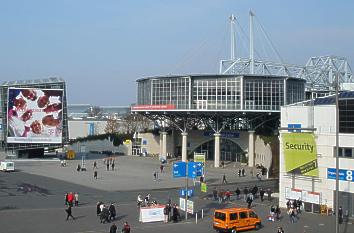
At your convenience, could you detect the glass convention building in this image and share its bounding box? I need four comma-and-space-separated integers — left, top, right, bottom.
136, 74, 305, 111
133, 74, 306, 166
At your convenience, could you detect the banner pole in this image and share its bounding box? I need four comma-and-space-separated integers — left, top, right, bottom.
185, 162, 188, 220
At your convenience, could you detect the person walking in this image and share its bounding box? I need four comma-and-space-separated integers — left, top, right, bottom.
267, 188, 272, 201
222, 174, 227, 184
109, 223, 117, 233
160, 164, 164, 173
167, 203, 172, 222
67, 192, 74, 207
260, 188, 265, 202
94, 170, 98, 179
65, 205, 75, 221
122, 222, 131, 233
153, 171, 157, 181
288, 207, 296, 223
111, 161, 115, 171
163, 204, 169, 223
213, 187, 218, 201
225, 190, 231, 202
235, 187, 241, 200
243, 187, 249, 201
74, 192, 79, 206
247, 194, 253, 208
252, 185, 258, 198
275, 206, 281, 221
106, 162, 109, 171
286, 199, 291, 211
297, 198, 302, 214
172, 204, 180, 223
65, 193, 68, 205
96, 201, 103, 216
200, 175, 204, 183
241, 168, 245, 176
109, 203, 116, 221
93, 161, 97, 169
338, 206, 343, 224
100, 206, 110, 224
218, 190, 224, 204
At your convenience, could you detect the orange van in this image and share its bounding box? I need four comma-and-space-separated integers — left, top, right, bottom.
213, 208, 262, 233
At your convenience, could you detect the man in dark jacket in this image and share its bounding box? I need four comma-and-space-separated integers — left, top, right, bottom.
172, 204, 180, 223
259, 188, 265, 202
235, 187, 241, 200
252, 185, 258, 198
338, 206, 343, 224
109, 203, 116, 220
65, 205, 75, 221
109, 223, 117, 233
100, 206, 110, 223
163, 204, 169, 223
243, 187, 249, 201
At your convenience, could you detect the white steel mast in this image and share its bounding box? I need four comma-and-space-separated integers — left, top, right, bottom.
249, 10, 255, 74
230, 14, 236, 61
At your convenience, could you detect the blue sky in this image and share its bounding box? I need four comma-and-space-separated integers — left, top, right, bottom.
1, 0, 353, 105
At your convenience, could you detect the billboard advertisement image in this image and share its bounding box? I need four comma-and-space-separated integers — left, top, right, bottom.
282, 132, 319, 177
7, 88, 63, 144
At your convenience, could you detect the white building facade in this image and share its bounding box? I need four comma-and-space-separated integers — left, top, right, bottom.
279, 92, 354, 217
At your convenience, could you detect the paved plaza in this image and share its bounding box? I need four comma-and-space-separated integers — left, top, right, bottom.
12, 155, 267, 191
0, 155, 353, 233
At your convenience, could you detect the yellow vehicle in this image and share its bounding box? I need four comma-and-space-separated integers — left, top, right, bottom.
213, 208, 262, 233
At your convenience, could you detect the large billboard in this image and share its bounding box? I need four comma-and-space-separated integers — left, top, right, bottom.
282, 132, 319, 177
7, 87, 63, 144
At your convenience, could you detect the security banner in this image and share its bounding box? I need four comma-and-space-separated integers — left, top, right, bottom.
282, 133, 318, 177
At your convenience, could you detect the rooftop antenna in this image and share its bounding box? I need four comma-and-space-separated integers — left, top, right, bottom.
249, 10, 255, 74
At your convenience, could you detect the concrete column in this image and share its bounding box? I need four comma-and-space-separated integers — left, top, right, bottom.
162, 131, 167, 156
159, 132, 163, 156
181, 132, 188, 162
214, 133, 221, 168
248, 131, 255, 167
171, 129, 175, 157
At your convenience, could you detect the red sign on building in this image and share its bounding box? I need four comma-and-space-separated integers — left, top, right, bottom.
131, 104, 176, 110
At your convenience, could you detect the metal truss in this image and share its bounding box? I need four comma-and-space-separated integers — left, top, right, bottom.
140, 111, 279, 133
220, 55, 354, 91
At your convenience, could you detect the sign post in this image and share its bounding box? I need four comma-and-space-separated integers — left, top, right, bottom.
185, 165, 188, 220
172, 161, 198, 220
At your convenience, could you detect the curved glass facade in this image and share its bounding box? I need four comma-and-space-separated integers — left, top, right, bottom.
136, 75, 305, 112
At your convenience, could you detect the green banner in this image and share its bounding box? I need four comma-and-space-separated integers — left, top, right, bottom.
283, 133, 318, 177
201, 182, 207, 193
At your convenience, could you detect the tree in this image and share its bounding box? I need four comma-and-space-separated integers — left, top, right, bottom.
104, 116, 120, 134
122, 114, 152, 133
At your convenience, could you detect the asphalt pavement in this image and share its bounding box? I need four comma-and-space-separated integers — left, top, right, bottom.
0, 156, 352, 233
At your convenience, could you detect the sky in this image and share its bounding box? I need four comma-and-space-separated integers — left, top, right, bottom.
1, 0, 353, 106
